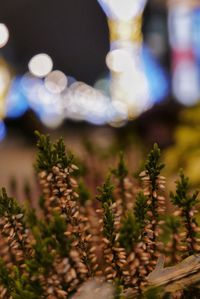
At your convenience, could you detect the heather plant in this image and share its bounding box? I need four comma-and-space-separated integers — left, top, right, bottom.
170, 171, 200, 257
0, 132, 200, 298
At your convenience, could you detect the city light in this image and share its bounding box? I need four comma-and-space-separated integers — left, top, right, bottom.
0, 0, 170, 130
0, 121, 6, 141
28, 53, 53, 78
97, 0, 147, 21
6, 77, 28, 118
0, 60, 11, 118
0, 64, 10, 96
0, 23, 9, 48
44, 70, 68, 94
64, 82, 112, 125
106, 49, 133, 73
168, 2, 200, 105
173, 60, 200, 106
98, 0, 168, 120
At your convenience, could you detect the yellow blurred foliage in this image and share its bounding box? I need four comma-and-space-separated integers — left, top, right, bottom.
164, 104, 200, 187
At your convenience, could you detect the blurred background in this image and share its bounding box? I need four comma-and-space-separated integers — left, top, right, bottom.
0, 0, 200, 194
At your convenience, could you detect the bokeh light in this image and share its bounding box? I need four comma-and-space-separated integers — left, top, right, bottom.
111, 100, 128, 119
44, 70, 68, 94
40, 112, 64, 129
142, 45, 169, 104
0, 61, 11, 118
94, 77, 110, 96
168, 2, 200, 106
98, 0, 168, 120
0, 64, 10, 96
63, 82, 112, 125
172, 60, 200, 106
0, 1, 170, 130
192, 8, 200, 61
97, 0, 147, 21
28, 53, 53, 78
168, 4, 191, 51
0, 121, 6, 141
6, 77, 29, 118
106, 49, 133, 73
0, 23, 9, 48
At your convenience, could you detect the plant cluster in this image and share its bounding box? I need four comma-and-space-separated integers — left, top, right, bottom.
0, 133, 200, 298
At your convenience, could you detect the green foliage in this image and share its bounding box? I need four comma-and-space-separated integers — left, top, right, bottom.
97, 176, 114, 204
119, 211, 140, 252
11, 267, 42, 299
35, 131, 57, 172
134, 192, 148, 227
170, 171, 199, 210
163, 215, 181, 244
140, 144, 166, 231
114, 281, 125, 299
38, 194, 45, 210
0, 187, 23, 217
119, 192, 147, 252
35, 130, 73, 172
47, 214, 71, 257
112, 152, 128, 179
143, 286, 162, 299
54, 137, 73, 169
26, 207, 38, 228
77, 180, 90, 205
72, 156, 87, 178
161, 215, 182, 262
103, 202, 116, 243
97, 176, 115, 243
165, 215, 181, 231
0, 259, 14, 293
0, 260, 42, 299
170, 171, 199, 256
31, 213, 70, 262
28, 226, 55, 273
144, 143, 164, 190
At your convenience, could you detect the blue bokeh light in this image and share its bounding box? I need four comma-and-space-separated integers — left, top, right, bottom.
142, 45, 169, 104
192, 8, 200, 62
6, 77, 29, 118
0, 121, 6, 141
